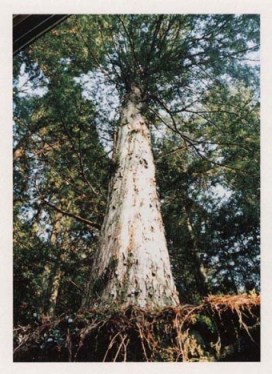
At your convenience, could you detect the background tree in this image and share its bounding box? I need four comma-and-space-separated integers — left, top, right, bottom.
13, 43, 110, 321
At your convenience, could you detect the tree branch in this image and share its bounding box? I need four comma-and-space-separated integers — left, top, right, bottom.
59, 117, 100, 196
43, 199, 101, 230
149, 98, 252, 175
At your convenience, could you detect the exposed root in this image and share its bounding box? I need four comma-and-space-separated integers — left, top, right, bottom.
205, 294, 260, 312
13, 294, 260, 362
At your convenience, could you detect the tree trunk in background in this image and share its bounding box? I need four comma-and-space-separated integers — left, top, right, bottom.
184, 206, 210, 296
83, 86, 179, 309
46, 266, 63, 316
41, 216, 63, 316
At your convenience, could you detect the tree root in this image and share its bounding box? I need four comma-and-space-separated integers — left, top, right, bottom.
13, 293, 260, 362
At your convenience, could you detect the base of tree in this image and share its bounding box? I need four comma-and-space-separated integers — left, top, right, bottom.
14, 294, 260, 362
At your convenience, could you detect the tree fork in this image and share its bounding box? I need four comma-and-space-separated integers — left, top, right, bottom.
82, 85, 179, 309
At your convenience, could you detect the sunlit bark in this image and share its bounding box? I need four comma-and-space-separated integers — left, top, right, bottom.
83, 86, 179, 309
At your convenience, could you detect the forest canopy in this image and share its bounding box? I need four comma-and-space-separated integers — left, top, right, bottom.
13, 14, 260, 361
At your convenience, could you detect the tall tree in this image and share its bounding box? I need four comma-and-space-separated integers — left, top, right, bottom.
13, 14, 260, 315
79, 14, 259, 308
82, 84, 179, 308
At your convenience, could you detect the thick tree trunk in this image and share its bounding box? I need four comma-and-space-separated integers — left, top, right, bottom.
83, 86, 179, 309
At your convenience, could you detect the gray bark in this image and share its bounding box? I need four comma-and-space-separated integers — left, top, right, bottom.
84, 86, 179, 309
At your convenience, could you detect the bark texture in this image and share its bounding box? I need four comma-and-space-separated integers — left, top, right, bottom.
84, 86, 179, 309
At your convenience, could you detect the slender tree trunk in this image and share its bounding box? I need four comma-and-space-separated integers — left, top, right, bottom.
83, 85, 179, 309
46, 266, 63, 316
41, 216, 63, 316
184, 206, 210, 296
